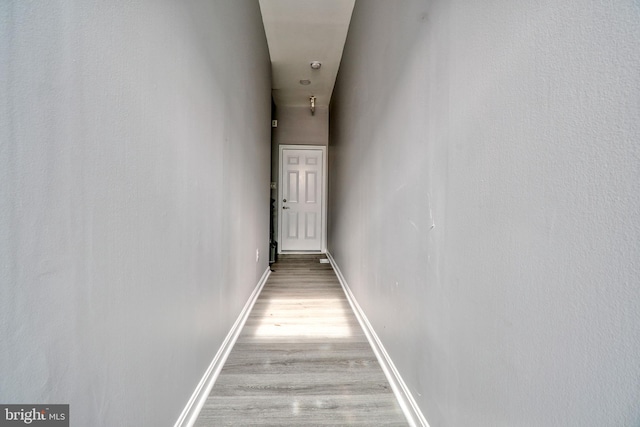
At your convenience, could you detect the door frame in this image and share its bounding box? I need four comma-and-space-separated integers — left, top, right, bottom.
278, 144, 327, 254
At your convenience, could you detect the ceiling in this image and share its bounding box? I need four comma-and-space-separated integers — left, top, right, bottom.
258, 0, 356, 108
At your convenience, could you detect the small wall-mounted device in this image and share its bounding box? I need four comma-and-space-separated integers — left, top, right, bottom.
271, 120, 278, 128
310, 96, 316, 116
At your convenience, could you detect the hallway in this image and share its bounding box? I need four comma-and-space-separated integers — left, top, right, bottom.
2, 1, 639, 426
194, 255, 406, 426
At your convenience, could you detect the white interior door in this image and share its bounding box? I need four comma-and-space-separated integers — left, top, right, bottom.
279, 147, 325, 252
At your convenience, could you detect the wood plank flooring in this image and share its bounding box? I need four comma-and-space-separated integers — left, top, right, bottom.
194, 254, 408, 426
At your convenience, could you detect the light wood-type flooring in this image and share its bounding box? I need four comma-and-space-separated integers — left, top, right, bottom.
194, 254, 408, 426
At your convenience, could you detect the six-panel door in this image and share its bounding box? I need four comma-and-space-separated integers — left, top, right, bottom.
280, 148, 323, 251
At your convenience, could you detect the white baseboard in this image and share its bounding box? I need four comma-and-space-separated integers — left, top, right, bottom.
278, 251, 326, 255
325, 252, 430, 427
173, 267, 271, 427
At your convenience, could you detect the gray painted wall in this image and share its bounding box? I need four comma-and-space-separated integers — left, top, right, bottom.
329, 1, 640, 426
271, 106, 328, 186
0, 1, 271, 425
274, 106, 329, 147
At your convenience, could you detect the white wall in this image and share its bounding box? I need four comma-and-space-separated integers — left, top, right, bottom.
0, 1, 271, 425
329, 1, 640, 426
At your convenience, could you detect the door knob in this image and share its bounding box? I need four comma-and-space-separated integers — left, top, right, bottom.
283, 199, 287, 202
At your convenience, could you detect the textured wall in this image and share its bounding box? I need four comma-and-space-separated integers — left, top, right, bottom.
329, 1, 640, 426
0, 1, 271, 425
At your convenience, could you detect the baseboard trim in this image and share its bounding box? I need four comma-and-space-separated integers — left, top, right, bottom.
173, 267, 271, 427
278, 251, 326, 255
325, 252, 430, 427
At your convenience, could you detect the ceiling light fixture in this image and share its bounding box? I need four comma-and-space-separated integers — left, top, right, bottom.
310, 96, 316, 116
299, 79, 311, 85
310, 61, 322, 70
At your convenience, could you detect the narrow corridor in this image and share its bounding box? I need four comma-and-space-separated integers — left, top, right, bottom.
194, 255, 407, 426
2, 2, 639, 426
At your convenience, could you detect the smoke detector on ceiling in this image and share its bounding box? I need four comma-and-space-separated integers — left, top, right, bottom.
310, 61, 322, 70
